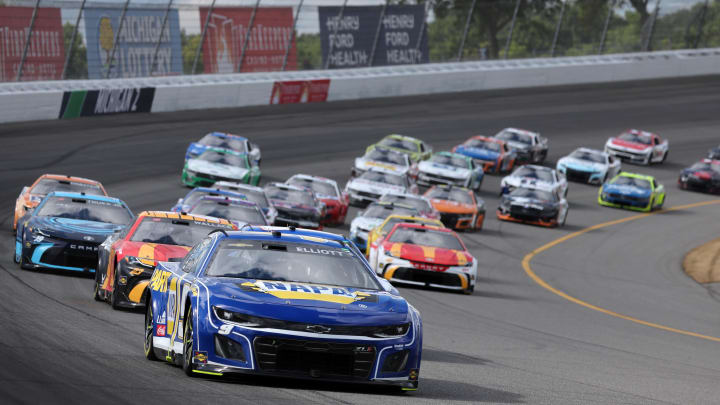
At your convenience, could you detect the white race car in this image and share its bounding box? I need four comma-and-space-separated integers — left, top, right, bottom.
352, 146, 417, 178
417, 151, 484, 191
348, 201, 419, 253
344, 169, 419, 206
556, 148, 621, 185
500, 165, 568, 197
379, 191, 439, 219
494, 128, 549, 164
213, 181, 278, 224
604, 129, 669, 165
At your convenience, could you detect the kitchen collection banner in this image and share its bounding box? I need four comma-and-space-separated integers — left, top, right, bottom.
84, 8, 183, 79
270, 80, 330, 104
199, 7, 297, 74
0, 7, 65, 81
319, 5, 428, 69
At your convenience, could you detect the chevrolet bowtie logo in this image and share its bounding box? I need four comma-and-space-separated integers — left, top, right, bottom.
306, 325, 332, 334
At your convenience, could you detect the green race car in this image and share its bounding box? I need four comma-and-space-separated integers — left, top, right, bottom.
598, 172, 665, 212
182, 147, 261, 187
366, 134, 432, 163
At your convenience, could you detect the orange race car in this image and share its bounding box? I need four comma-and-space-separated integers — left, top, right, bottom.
13, 174, 107, 232
423, 185, 485, 231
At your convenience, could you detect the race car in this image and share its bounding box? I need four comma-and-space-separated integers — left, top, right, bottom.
265, 183, 325, 229
188, 196, 268, 227
493, 128, 548, 164
13, 174, 107, 233
143, 227, 422, 391
678, 159, 720, 194
452, 135, 517, 174
213, 181, 277, 225
352, 146, 417, 179
604, 129, 669, 165
598, 172, 666, 212
417, 151, 484, 191
423, 186, 485, 231
374, 223, 477, 294
366, 134, 432, 163
556, 147, 621, 185
708, 145, 720, 160
14, 192, 134, 273
378, 191, 439, 219
94, 211, 235, 309
349, 202, 419, 253
171, 187, 247, 213
286, 174, 349, 226
182, 148, 261, 187
367, 215, 445, 269
345, 169, 419, 207
500, 165, 567, 197
185, 132, 261, 166
497, 186, 568, 227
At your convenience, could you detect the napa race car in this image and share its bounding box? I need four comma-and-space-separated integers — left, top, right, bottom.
171, 187, 247, 213
182, 148, 261, 187
95, 211, 235, 309
189, 197, 268, 227
15, 192, 134, 273
352, 146, 417, 179
497, 186, 568, 227
345, 170, 419, 207
265, 183, 325, 229
374, 223, 476, 294
13, 174, 107, 233
417, 152, 484, 191
599, 172, 666, 212
286, 174, 349, 226
366, 134, 432, 163
604, 129, 668, 165
186, 132, 261, 166
349, 202, 419, 253
493, 128, 548, 164
367, 215, 444, 269
452, 135, 516, 174
379, 191, 439, 219
556, 147, 621, 185
213, 182, 277, 225
678, 159, 720, 194
143, 227, 422, 391
423, 186, 485, 231
500, 165, 567, 197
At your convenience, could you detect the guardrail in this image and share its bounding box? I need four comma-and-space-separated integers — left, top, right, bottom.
1, 48, 719, 124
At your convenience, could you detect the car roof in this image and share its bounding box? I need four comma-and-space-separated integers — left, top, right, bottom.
381, 191, 428, 201
47, 191, 124, 204
214, 181, 264, 192
288, 174, 337, 185
266, 182, 308, 192
384, 134, 421, 143
575, 147, 606, 155
435, 151, 471, 161
225, 227, 349, 248
187, 187, 246, 198
36, 174, 103, 185
468, 135, 503, 144
200, 147, 247, 156
205, 132, 247, 141
367, 201, 416, 210
369, 145, 408, 156
138, 210, 234, 226
623, 129, 656, 138
500, 127, 538, 136
516, 164, 552, 172
393, 222, 451, 233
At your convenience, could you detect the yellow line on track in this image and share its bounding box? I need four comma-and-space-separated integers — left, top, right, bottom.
522, 199, 720, 343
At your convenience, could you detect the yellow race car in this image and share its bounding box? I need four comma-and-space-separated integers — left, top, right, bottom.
366, 214, 444, 269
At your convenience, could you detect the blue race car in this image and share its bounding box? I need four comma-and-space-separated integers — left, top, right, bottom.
186, 132, 261, 166
171, 187, 247, 213
143, 226, 422, 391
452, 135, 517, 174
14, 192, 134, 273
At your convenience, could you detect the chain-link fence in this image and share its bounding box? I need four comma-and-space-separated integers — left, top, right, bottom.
1, 0, 717, 82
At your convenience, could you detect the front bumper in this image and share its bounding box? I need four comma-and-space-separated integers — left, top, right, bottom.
18, 234, 100, 273
558, 166, 603, 185
439, 212, 482, 230
605, 147, 650, 164
496, 208, 557, 228
598, 194, 652, 212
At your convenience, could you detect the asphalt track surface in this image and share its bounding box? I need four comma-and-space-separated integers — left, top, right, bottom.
1, 76, 720, 404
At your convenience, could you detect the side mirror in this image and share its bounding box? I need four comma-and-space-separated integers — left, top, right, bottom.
378, 278, 399, 294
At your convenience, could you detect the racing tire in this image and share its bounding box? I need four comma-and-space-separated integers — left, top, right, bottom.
558, 211, 567, 227
110, 268, 122, 310
144, 301, 159, 361
182, 305, 196, 377
462, 283, 474, 295
93, 280, 104, 302
661, 151, 668, 164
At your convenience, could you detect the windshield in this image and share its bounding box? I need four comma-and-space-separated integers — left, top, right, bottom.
388, 227, 464, 251
30, 179, 104, 196
513, 167, 554, 182
190, 201, 267, 225
199, 134, 246, 152
266, 186, 315, 206
363, 203, 418, 219
198, 150, 248, 168
184, 190, 240, 208
430, 154, 468, 168
618, 132, 652, 145
130, 217, 231, 246
214, 186, 268, 209
689, 162, 720, 172
365, 148, 408, 166
380, 195, 432, 212
287, 178, 338, 198
359, 171, 406, 186
425, 188, 474, 205
496, 130, 532, 145
36, 196, 132, 225
508, 188, 556, 202
379, 137, 418, 153
381, 217, 439, 234
611, 176, 651, 189
205, 240, 380, 290
465, 139, 501, 152
569, 150, 605, 164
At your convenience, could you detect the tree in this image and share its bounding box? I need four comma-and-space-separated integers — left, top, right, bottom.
63, 22, 87, 79
181, 30, 202, 74
624, 0, 651, 27
296, 34, 321, 70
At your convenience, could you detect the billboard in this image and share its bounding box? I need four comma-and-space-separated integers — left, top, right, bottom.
84, 8, 183, 79
0, 7, 65, 81
319, 5, 428, 69
270, 80, 330, 104
59, 87, 156, 119
199, 7, 296, 73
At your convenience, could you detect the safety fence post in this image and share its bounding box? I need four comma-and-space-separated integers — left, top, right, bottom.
598, 0, 615, 54
281, 0, 304, 71
105, 0, 131, 78
456, 0, 477, 61
324, 0, 349, 69
550, 0, 566, 57
16, 0, 42, 81
503, 0, 522, 59
368, 0, 389, 66
192, 0, 217, 74
150, 0, 174, 76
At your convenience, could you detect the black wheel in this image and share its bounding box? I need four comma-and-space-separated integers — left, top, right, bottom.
110, 268, 122, 309
661, 151, 668, 163
144, 301, 159, 361
182, 305, 196, 377
93, 280, 103, 302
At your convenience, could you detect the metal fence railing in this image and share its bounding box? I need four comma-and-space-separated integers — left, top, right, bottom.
1, 0, 717, 82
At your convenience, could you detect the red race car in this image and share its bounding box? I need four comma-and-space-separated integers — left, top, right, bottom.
286, 174, 349, 226
604, 129, 669, 165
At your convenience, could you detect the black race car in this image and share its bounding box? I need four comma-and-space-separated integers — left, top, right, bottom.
264, 182, 325, 229
679, 159, 720, 194
497, 186, 568, 227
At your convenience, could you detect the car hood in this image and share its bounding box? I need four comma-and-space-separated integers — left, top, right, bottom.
187, 158, 249, 179
608, 138, 651, 152
455, 145, 499, 161
558, 157, 607, 172
270, 199, 318, 214
29, 216, 125, 242
603, 183, 652, 197
504, 196, 555, 210
351, 216, 384, 232
347, 179, 406, 194
384, 241, 473, 266
430, 199, 476, 214
118, 241, 191, 261
355, 158, 408, 175
504, 175, 554, 190
418, 161, 471, 179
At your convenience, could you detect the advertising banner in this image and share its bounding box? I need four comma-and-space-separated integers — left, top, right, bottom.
270, 79, 330, 104
319, 5, 428, 69
59, 87, 156, 119
84, 8, 183, 79
199, 7, 296, 74
0, 7, 65, 81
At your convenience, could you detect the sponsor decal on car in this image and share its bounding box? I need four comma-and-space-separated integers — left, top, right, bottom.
156, 324, 166, 337
239, 280, 376, 304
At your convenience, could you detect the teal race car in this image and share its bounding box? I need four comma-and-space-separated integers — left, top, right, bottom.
182, 148, 260, 187
598, 172, 665, 212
